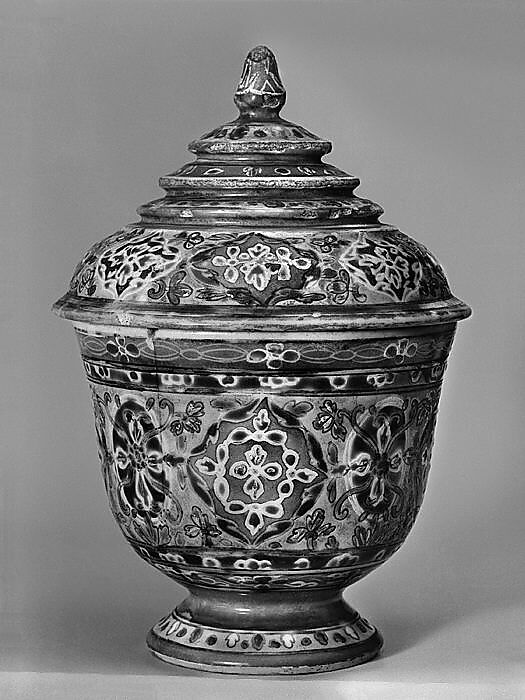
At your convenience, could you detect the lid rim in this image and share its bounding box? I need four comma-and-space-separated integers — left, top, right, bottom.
53, 293, 471, 332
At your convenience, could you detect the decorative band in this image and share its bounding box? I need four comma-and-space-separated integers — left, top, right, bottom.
152, 611, 375, 653
83, 359, 446, 394
76, 329, 455, 371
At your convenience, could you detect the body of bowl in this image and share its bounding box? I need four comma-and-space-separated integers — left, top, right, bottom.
76, 319, 452, 595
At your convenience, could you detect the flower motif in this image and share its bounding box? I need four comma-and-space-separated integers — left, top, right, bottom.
325, 268, 351, 304
184, 506, 221, 546
230, 444, 282, 501
333, 401, 408, 521
272, 245, 311, 279
351, 524, 372, 548
70, 238, 109, 296
324, 269, 367, 305
131, 516, 172, 547
247, 342, 300, 370
112, 399, 169, 518
170, 400, 205, 436
242, 166, 263, 176
340, 232, 422, 302
325, 552, 359, 568
384, 338, 418, 364
241, 243, 276, 291
72, 265, 97, 296
233, 558, 272, 570
167, 270, 193, 305
212, 246, 245, 284
189, 400, 321, 539
105, 335, 140, 363
325, 535, 339, 550
313, 400, 347, 441
366, 372, 395, 389
311, 234, 339, 254
98, 228, 180, 297
369, 246, 411, 291
286, 508, 336, 550
212, 242, 312, 292
181, 231, 204, 249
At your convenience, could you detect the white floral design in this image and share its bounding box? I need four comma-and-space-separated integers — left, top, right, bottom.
212, 243, 312, 292
384, 338, 418, 363
193, 405, 318, 536
246, 342, 300, 369
98, 228, 181, 298
366, 372, 395, 389
230, 444, 283, 500
340, 231, 423, 302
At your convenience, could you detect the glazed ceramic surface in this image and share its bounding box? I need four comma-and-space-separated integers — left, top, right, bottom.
54, 46, 470, 674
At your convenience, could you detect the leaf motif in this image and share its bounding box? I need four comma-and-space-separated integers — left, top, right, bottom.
268, 288, 326, 306
286, 528, 306, 543
189, 628, 203, 643
187, 466, 214, 509
184, 524, 200, 538
228, 288, 258, 306
270, 401, 300, 427
191, 267, 220, 286
195, 288, 228, 300
314, 631, 329, 646
327, 478, 337, 504
189, 248, 214, 264
306, 434, 329, 474
352, 524, 369, 547
210, 397, 241, 410
252, 634, 264, 651
223, 399, 259, 423
163, 454, 183, 468
254, 519, 293, 545
215, 516, 249, 544
327, 441, 338, 465
206, 232, 239, 243
325, 535, 339, 550
147, 279, 167, 300
332, 420, 348, 442
176, 466, 186, 490
283, 400, 313, 417
296, 481, 324, 518
145, 397, 155, 411
190, 422, 219, 455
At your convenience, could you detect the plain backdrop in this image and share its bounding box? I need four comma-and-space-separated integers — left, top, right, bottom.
1, 0, 524, 697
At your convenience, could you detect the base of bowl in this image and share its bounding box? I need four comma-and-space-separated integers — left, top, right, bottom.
146, 587, 383, 675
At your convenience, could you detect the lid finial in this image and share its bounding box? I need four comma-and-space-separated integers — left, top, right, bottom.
234, 46, 286, 121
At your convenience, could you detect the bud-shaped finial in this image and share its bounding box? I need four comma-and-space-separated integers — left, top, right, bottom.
234, 46, 286, 121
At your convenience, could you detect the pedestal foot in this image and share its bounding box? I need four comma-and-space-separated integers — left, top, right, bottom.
147, 588, 383, 675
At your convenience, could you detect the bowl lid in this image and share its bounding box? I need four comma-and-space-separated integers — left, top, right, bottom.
54, 46, 470, 332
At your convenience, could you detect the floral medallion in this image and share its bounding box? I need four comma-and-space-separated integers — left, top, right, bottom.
189, 232, 321, 306
112, 398, 168, 518
187, 399, 326, 543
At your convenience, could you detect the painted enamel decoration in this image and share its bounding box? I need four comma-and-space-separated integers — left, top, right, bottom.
54, 46, 471, 674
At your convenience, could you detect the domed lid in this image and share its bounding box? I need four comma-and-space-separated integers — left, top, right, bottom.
54, 46, 470, 332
